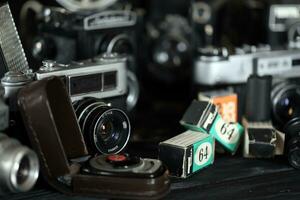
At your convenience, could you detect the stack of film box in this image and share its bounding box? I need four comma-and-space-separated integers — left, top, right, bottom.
159, 98, 244, 178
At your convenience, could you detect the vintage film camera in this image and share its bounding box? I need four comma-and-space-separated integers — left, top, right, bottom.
17, 76, 170, 199
193, 44, 300, 86
21, 1, 138, 66
0, 84, 39, 195
268, 3, 300, 48
20, 0, 140, 111
35, 53, 131, 155
0, 4, 39, 194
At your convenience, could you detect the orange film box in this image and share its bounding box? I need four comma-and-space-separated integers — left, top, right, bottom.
198, 91, 238, 123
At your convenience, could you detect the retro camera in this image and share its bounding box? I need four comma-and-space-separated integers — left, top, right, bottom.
35, 53, 131, 155
193, 44, 300, 86
17, 77, 170, 199
22, 1, 138, 66
20, 1, 140, 111
0, 85, 39, 195
268, 4, 300, 48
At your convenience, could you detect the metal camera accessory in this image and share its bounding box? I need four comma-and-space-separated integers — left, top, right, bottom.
242, 75, 285, 158
242, 119, 285, 158
56, 0, 118, 11
73, 97, 130, 155
268, 4, 300, 47
82, 154, 166, 178
83, 10, 137, 31
1, 71, 34, 112
194, 45, 300, 86
0, 85, 9, 131
36, 53, 127, 102
269, 4, 300, 33
0, 3, 29, 78
180, 100, 244, 154
0, 134, 39, 194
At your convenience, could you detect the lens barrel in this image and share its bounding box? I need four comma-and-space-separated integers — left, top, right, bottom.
272, 81, 300, 129
73, 97, 131, 155
0, 134, 39, 194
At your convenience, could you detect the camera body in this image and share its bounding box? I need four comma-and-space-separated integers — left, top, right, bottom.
193, 45, 300, 86
35, 53, 127, 106
35, 53, 132, 155
31, 5, 138, 69
268, 4, 300, 48
17, 76, 170, 199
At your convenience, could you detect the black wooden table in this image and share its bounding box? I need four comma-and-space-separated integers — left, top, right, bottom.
4, 146, 300, 200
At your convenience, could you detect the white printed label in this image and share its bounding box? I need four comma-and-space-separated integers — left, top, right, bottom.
202, 111, 217, 130
215, 119, 239, 144
194, 142, 212, 166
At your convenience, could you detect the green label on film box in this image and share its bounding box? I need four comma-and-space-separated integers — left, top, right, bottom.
180, 100, 244, 154
192, 134, 215, 173
210, 115, 244, 153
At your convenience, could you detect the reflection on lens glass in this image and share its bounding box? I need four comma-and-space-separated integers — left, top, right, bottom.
17, 156, 30, 186
98, 120, 113, 141
276, 90, 300, 125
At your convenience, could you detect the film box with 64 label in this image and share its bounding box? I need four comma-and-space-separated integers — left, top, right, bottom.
180, 100, 244, 154
159, 130, 215, 178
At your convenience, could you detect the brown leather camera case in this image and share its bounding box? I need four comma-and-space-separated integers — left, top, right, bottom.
17, 77, 170, 199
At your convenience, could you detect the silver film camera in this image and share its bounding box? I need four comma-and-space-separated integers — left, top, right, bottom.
0, 86, 39, 195
193, 45, 300, 86
35, 53, 127, 102
36, 53, 131, 155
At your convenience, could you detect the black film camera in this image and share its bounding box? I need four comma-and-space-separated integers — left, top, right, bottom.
268, 3, 300, 48
20, 1, 141, 111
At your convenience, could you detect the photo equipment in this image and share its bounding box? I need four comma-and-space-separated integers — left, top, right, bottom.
73, 97, 130, 155
17, 77, 170, 199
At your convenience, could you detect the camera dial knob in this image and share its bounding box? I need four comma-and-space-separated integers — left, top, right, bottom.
1, 71, 32, 87
1, 71, 33, 102
40, 60, 67, 71
198, 47, 228, 62
94, 53, 126, 63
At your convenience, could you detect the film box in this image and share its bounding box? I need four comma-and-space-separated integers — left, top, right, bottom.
159, 130, 215, 178
180, 100, 244, 154
198, 89, 238, 123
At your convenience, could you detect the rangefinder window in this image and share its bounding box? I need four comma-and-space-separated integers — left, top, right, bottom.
69, 73, 102, 96
103, 71, 117, 91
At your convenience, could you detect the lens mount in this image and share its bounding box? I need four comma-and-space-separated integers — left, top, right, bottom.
73, 98, 131, 155
92, 108, 130, 154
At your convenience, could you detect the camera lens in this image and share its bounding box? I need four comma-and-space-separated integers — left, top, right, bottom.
73, 97, 131, 155
0, 134, 39, 194
98, 120, 114, 141
99, 34, 134, 55
287, 137, 300, 169
16, 156, 30, 186
272, 82, 300, 128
